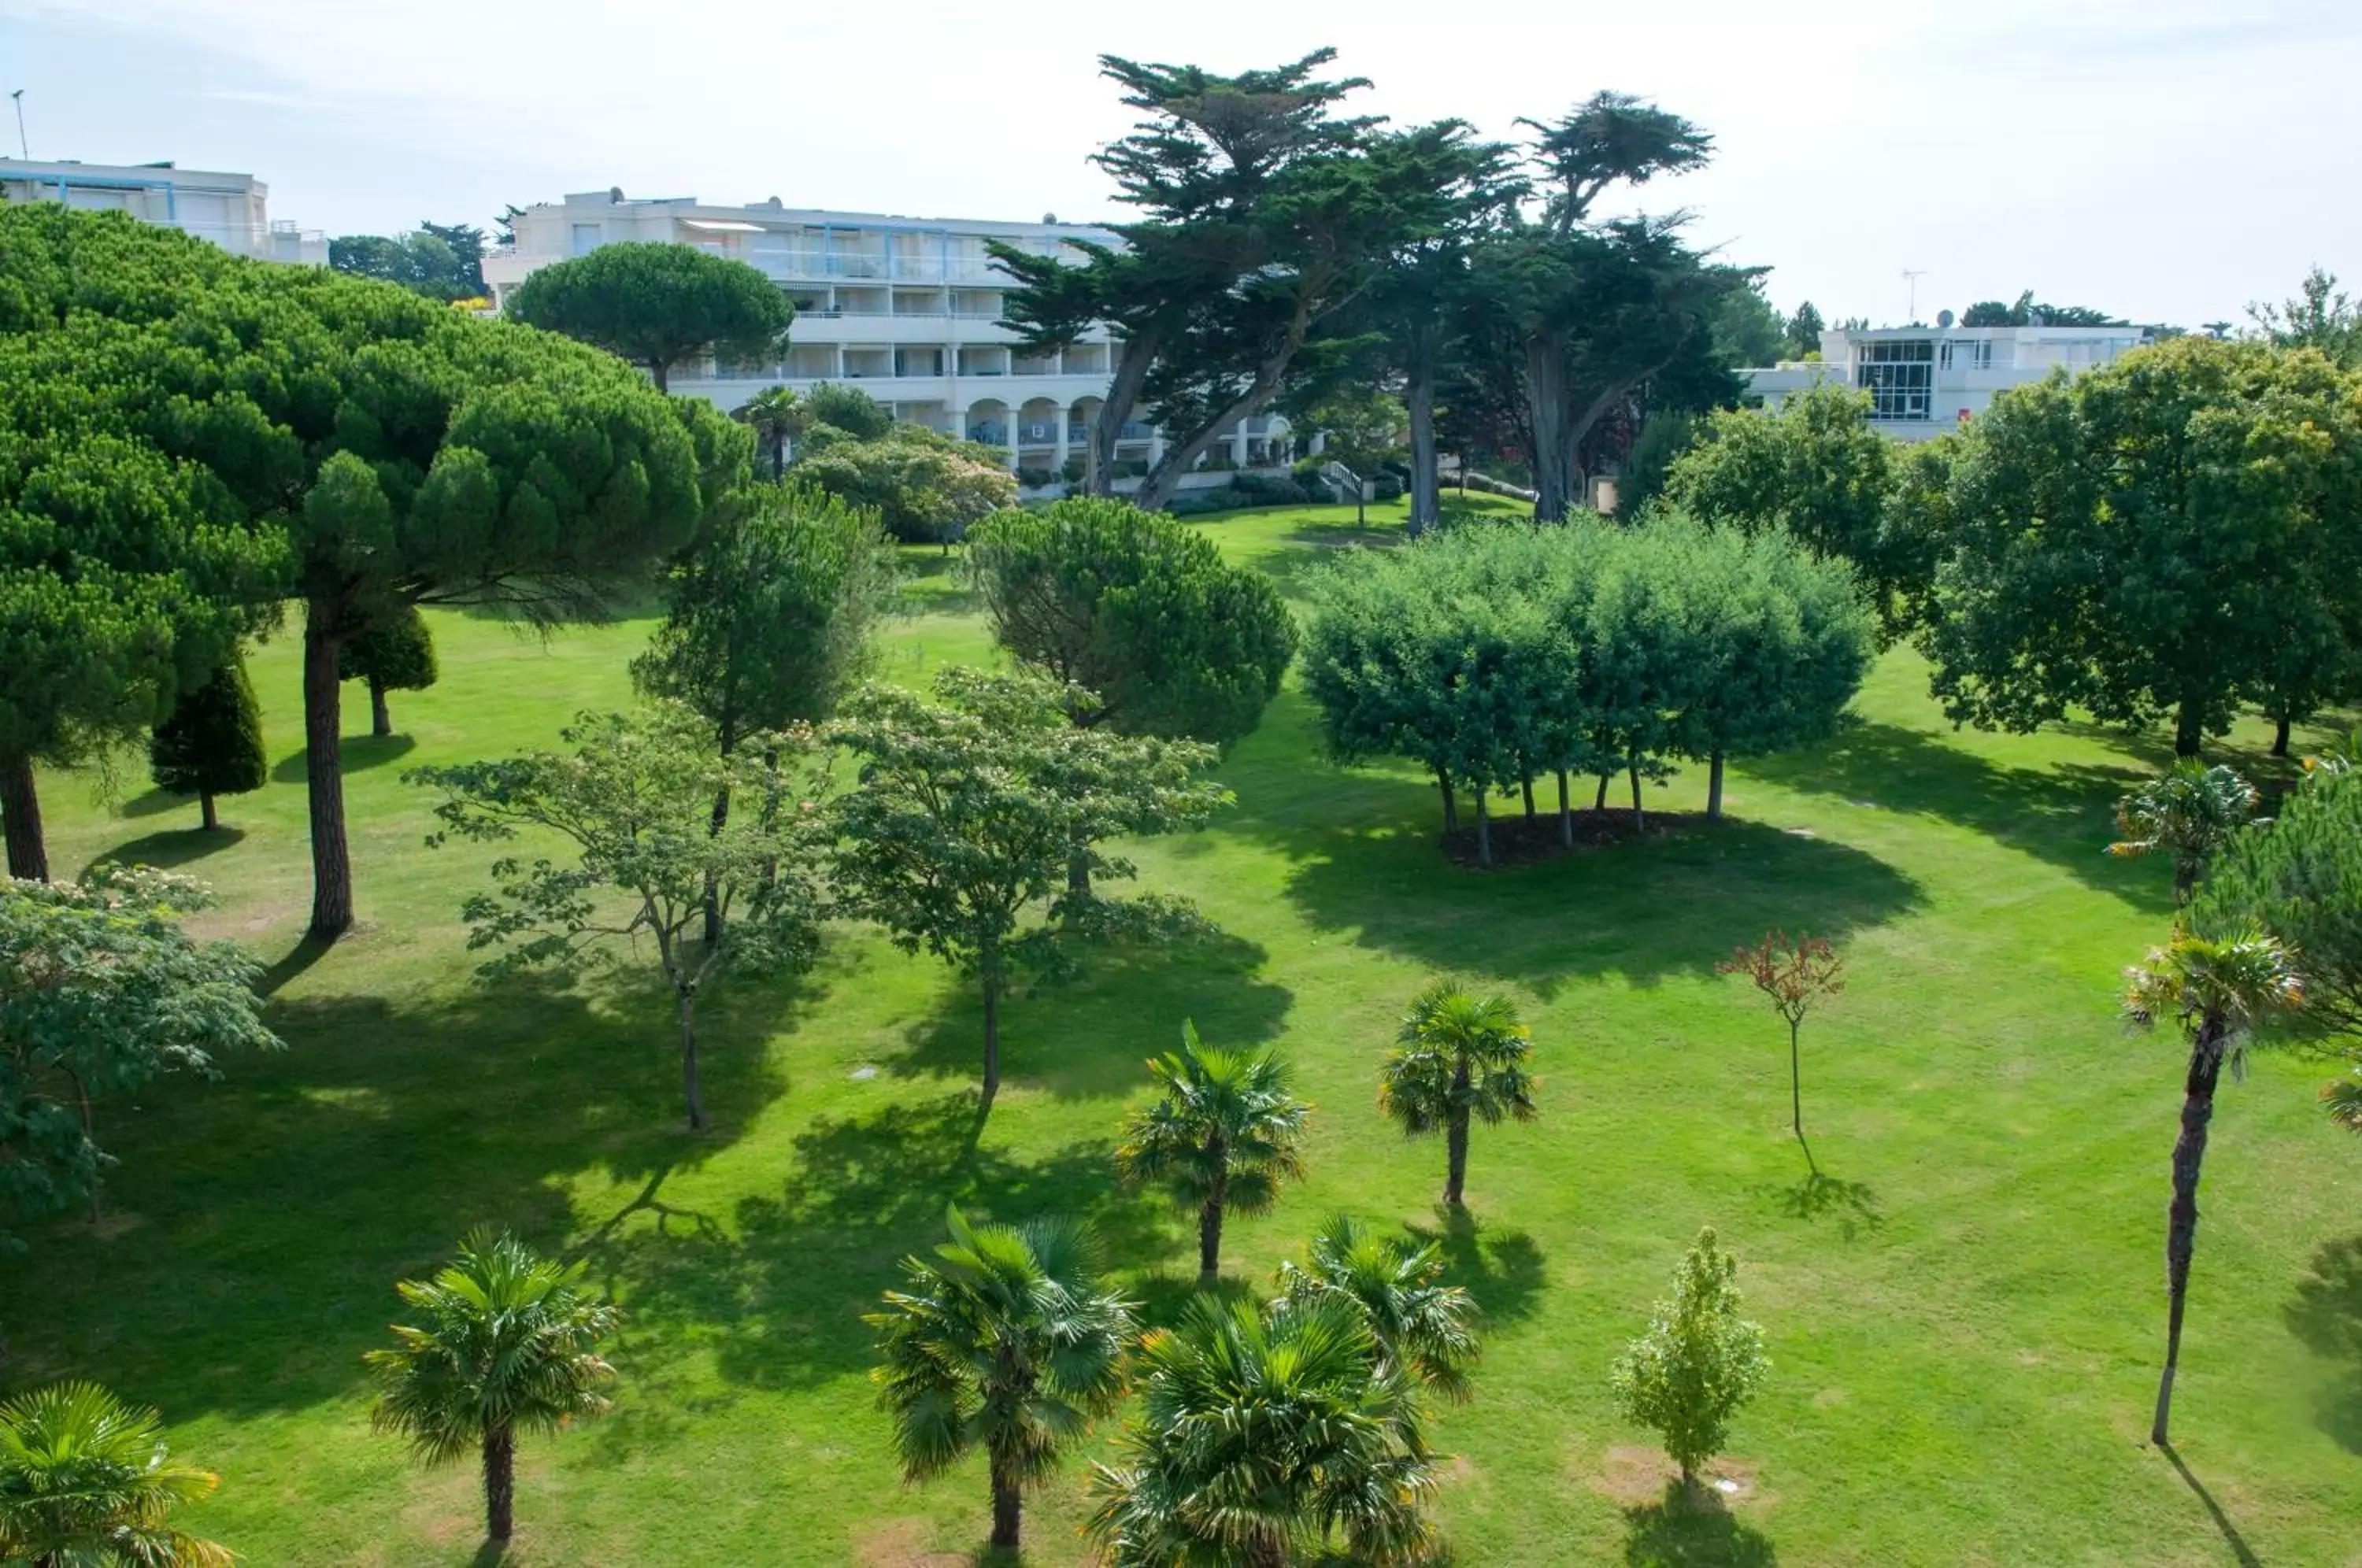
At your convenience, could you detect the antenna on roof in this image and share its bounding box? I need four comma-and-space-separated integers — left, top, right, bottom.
9, 91, 26, 161
1901, 268, 1928, 324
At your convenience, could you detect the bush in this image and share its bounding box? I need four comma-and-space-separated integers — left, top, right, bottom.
1014, 465, 1057, 490
1231, 472, 1309, 507
1371, 475, 1404, 502
1061, 457, 1087, 485
1165, 489, 1234, 517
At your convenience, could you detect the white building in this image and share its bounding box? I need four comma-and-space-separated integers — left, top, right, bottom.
1744, 320, 2155, 440
0, 157, 326, 265
483, 189, 1290, 481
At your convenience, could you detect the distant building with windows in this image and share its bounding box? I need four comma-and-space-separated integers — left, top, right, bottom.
0, 157, 326, 264
482, 189, 1291, 483
1743, 320, 2154, 440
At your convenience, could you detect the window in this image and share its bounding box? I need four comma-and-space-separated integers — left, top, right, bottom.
570, 222, 602, 257
1857, 339, 1934, 420
1940, 339, 1992, 369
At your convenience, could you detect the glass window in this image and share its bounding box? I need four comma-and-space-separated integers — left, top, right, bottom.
1857, 339, 1934, 420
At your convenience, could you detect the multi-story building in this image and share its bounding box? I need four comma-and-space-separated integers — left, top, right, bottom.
1744, 319, 2155, 440
0, 157, 326, 264
483, 189, 1290, 481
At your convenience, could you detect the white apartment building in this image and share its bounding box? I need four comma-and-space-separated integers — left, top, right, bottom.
1744, 320, 2155, 440
483, 189, 1290, 480
0, 157, 327, 265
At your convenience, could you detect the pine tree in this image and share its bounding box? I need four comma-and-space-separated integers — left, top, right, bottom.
339, 608, 439, 738
148, 658, 267, 833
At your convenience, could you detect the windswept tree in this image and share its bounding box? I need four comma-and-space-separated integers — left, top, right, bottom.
0, 1381, 231, 1568
409, 705, 827, 1131
1720, 931, 1845, 1148
366, 1230, 621, 1547
1087, 1296, 1440, 1566
147, 656, 267, 833
2107, 762, 2263, 905
339, 606, 439, 738
505, 242, 794, 392
830, 669, 1227, 1102
1610, 1227, 1771, 1491
1275, 1214, 1480, 1402
2122, 927, 2304, 1445
868, 1207, 1133, 1554
1116, 1021, 1310, 1283
1379, 982, 1537, 1207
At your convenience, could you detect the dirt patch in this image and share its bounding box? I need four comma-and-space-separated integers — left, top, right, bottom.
855, 1519, 971, 1568
1442, 806, 1709, 869
1590, 1445, 1761, 1507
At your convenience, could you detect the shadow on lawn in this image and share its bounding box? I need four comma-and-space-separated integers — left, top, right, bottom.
1622, 1481, 1778, 1566
0, 964, 805, 1419
83, 826, 249, 872
2284, 1231, 2362, 1455
1407, 1207, 1548, 1326
1755, 1137, 1883, 1241
268, 730, 416, 784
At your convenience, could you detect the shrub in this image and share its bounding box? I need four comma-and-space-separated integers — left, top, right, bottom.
1611, 1227, 1770, 1487
1014, 465, 1057, 490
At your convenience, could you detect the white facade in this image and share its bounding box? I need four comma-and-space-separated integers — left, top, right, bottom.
484, 190, 1291, 480
0, 157, 327, 265
1743, 322, 2155, 440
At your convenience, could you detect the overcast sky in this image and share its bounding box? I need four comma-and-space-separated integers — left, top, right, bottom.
4, 0, 2356, 330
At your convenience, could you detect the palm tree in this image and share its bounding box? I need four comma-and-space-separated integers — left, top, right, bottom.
2324, 1061, 2362, 1132
1380, 982, 1537, 1206
867, 1207, 1132, 1552
1276, 1213, 1481, 1402
2107, 761, 2263, 904
0, 1381, 231, 1568
1087, 1296, 1438, 1568
2122, 926, 2303, 1445
1116, 1021, 1310, 1284
734, 385, 805, 482
365, 1230, 621, 1546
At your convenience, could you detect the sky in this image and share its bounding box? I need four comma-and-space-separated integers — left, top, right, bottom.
3, 0, 2356, 331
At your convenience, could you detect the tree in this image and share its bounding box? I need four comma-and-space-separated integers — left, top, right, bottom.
794, 427, 1016, 546
505, 242, 794, 392
2248, 266, 2360, 369
146, 656, 266, 832
329, 222, 487, 304
1275, 1214, 1480, 1401
409, 704, 826, 1132
2121, 927, 2304, 1445
1920, 338, 2362, 756
2192, 751, 2362, 1038
1782, 301, 1825, 360
1720, 931, 1845, 1148
338, 606, 439, 739
1962, 289, 2123, 328
798, 382, 898, 442
1299, 384, 1405, 523
830, 668, 1227, 1101
1379, 982, 1536, 1207
1610, 1226, 1771, 1490
965, 498, 1297, 745
0, 1381, 231, 1567
733, 386, 804, 481
2107, 762, 2263, 905
1710, 279, 1786, 371
1087, 1296, 1439, 1567
366, 1230, 620, 1546
868, 1207, 1133, 1553
0, 866, 278, 1237
1116, 1021, 1309, 1282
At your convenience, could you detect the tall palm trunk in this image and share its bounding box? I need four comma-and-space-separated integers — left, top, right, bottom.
1444, 1059, 1473, 1206
483, 1422, 516, 1542
1198, 1156, 1229, 1283
989, 1453, 1023, 1549
2152, 1014, 2227, 1446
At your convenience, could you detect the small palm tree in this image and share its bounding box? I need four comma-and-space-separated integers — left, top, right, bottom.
2123, 926, 2303, 1445
867, 1207, 1132, 1552
365, 1230, 621, 1546
1087, 1296, 1438, 1568
1116, 1021, 1310, 1283
2108, 761, 2264, 904
734, 385, 805, 482
2324, 1060, 2362, 1132
0, 1381, 231, 1567
1276, 1213, 1481, 1402
1380, 982, 1537, 1206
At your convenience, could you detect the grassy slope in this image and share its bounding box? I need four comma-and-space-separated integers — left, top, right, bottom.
2, 498, 2356, 1566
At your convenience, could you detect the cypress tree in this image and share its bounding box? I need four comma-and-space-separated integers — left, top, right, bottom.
149, 656, 267, 832
339, 608, 439, 738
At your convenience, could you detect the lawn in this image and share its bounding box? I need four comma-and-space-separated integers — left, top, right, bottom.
3, 497, 2357, 1566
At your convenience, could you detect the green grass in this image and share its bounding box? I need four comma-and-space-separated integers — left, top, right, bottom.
4, 497, 2358, 1566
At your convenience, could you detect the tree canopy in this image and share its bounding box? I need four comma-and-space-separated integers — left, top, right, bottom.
505, 242, 795, 392
2248, 267, 2360, 369
329, 222, 489, 303
2194, 754, 2362, 1040
1960, 290, 2124, 328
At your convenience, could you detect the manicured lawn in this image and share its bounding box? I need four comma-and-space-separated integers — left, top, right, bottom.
4, 498, 2356, 1566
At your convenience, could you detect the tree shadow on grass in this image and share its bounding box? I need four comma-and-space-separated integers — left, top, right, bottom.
0, 967, 802, 1420
2157, 1444, 2263, 1568
117, 785, 191, 819
2283, 1232, 2362, 1454
269, 731, 416, 784
1405, 1207, 1548, 1327
1622, 1481, 1777, 1566
1753, 1137, 1883, 1241
81, 826, 248, 873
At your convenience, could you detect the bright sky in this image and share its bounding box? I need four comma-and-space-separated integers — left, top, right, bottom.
4, 0, 2356, 331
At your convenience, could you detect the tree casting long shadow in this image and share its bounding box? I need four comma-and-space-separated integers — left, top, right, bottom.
1622, 1481, 1778, 1567
2285, 1231, 2362, 1454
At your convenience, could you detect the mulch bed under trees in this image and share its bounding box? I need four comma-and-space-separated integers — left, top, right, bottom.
1440, 804, 1712, 868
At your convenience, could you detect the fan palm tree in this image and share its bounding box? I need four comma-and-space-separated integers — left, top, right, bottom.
867, 1207, 1132, 1552
2325, 1062, 2362, 1131
1116, 1022, 1310, 1283
0, 1381, 231, 1567
1276, 1213, 1481, 1402
1087, 1296, 1438, 1568
734, 386, 805, 482
2107, 761, 2264, 904
2123, 926, 2303, 1445
1380, 982, 1537, 1206
365, 1230, 621, 1545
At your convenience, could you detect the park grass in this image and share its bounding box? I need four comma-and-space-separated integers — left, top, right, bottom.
3, 496, 2359, 1566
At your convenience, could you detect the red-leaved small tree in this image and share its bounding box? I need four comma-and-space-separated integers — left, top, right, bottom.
1720, 931, 1846, 1145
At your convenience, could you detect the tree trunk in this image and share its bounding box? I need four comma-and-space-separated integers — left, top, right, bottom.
0, 749, 46, 882
1445, 1059, 1473, 1205
1090, 334, 1161, 497
649, 358, 671, 394
772, 438, 786, 484
1475, 790, 1493, 867
201, 791, 219, 833
1557, 769, 1573, 847
980, 978, 1002, 1104
368, 677, 392, 738
483, 1422, 516, 1543
1629, 764, 1645, 833
303, 609, 354, 937
2271, 712, 2292, 757
1407, 330, 1441, 535
1524, 335, 1572, 523
1439, 770, 1458, 834
1068, 845, 1091, 896
1788, 1018, 1804, 1140
704, 784, 731, 945
1138, 377, 1278, 512
1595, 772, 1611, 812
1521, 773, 1537, 823
679, 989, 707, 1133
990, 1455, 1023, 1551
2173, 698, 2205, 759
1708, 750, 1726, 821
2152, 1026, 2226, 1446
